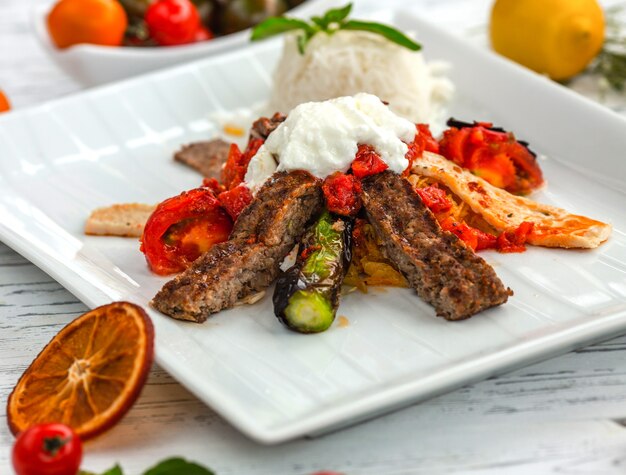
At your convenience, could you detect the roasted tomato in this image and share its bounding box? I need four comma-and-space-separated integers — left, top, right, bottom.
221, 138, 264, 189
496, 221, 534, 253
405, 123, 440, 171
439, 120, 543, 195
218, 184, 253, 220
351, 144, 388, 179
415, 184, 452, 213
12, 423, 82, 475
141, 188, 232, 275
322, 172, 362, 217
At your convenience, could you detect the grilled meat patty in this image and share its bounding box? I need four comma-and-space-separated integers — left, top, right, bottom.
360, 171, 512, 320
152, 171, 323, 322
174, 138, 231, 179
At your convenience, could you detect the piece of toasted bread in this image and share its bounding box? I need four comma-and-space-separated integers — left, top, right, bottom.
85, 203, 156, 238
411, 152, 611, 249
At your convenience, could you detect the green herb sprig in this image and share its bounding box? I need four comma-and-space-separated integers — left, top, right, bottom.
79, 457, 215, 475
251, 3, 421, 54
590, 5, 626, 91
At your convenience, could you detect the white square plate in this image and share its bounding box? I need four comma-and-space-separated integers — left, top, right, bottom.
1, 7, 625, 444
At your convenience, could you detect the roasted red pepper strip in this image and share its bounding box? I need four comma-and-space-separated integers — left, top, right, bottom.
439, 123, 543, 195
218, 184, 253, 220
140, 188, 233, 275
322, 172, 362, 217
352, 144, 389, 179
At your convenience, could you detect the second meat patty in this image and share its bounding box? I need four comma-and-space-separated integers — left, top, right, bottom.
360, 171, 512, 320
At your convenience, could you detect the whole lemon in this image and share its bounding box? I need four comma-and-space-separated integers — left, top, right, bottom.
490, 0, 605, 81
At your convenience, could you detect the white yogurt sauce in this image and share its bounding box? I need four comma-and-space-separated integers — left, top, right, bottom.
244, 93, 417, 191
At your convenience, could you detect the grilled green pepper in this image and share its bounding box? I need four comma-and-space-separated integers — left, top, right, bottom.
273, 210, 353, 333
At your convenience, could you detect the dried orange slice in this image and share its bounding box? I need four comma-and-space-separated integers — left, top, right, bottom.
7, 302, 154, 440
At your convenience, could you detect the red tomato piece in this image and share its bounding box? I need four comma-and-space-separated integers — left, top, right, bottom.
221, 138, 264, 190
496, 221, 534, 253
12, 423, 82, 475
404, 123, 440, 172
322, 172, 362, 217
475, 227, 498, 251
145, 0, 200, 46
194, 26, 214, 42
201, 177, 226, 195
439, 123, 544, 195
351, 144, 388, 179
218, 184, 253, 220
140, 188, 233, 275
415, 184, 452, 213
440, 217, 479, 250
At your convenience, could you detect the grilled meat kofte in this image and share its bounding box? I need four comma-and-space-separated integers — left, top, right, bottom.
151, 171, 323, 322
360, 171, 512, 320
174, 138, 231, 179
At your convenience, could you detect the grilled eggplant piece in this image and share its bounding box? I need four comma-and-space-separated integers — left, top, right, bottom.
274, 210, 353, 333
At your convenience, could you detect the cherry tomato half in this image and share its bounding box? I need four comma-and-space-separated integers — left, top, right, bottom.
145, 0, 201, 46
12, 423, 82, 475
47, 0, 127, 49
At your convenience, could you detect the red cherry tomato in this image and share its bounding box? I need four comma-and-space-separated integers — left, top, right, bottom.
195, 26, 214, 42
145, 0, 200, 46
12, 423, 82, 475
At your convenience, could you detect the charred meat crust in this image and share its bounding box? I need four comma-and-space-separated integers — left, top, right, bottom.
151, 171, 323, 322
174, 139, 231, 179
360, 171, 512, 320
249, 113, 286, 141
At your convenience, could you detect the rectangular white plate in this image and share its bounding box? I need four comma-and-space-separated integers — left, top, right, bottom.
1, 7, 626, 444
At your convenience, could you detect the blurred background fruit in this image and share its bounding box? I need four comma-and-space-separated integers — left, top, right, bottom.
0, 90, 11, 113
47, 0, 128, 48
145, 0, 202, 45
490, 0, 605, 81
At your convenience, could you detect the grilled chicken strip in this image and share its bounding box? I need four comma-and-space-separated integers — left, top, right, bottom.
361, 171, 512, 320
152, 171, 323, 322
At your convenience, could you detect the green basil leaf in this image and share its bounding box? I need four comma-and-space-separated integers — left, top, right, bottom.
251, 17, 314, 41
323, 3, 352, 24
143, 457, 215, 475
342, 20, 421, 51
79, 464, 124, 475
311, 15, 327, 28
102, 466, 124, 475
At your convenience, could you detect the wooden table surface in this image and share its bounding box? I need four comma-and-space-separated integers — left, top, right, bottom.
2, 0, 626, 473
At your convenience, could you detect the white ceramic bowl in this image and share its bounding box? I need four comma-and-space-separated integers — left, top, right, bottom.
32, 0, 343, 86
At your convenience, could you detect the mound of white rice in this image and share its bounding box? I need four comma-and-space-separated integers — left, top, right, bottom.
268, 30, 454, 125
